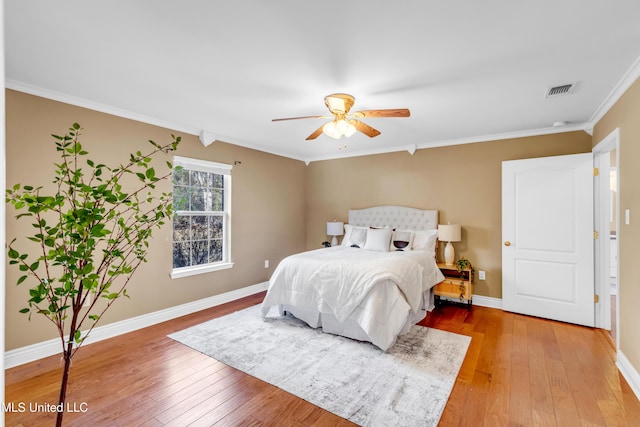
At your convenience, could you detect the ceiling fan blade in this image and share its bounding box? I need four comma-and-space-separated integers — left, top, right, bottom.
305, 125, 325, 140
353, 108, 410, 118
352, 120, 381, 138
272, 115, 328, 122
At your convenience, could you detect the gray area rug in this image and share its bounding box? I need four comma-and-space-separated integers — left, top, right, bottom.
169, 305, 471, 426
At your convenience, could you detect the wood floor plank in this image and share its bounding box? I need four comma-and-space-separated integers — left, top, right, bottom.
507, 316, 533, 426
5, 294, 640, 426
527, 318, 557, 426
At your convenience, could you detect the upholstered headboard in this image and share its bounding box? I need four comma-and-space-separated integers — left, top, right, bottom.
348, 206, 438, 231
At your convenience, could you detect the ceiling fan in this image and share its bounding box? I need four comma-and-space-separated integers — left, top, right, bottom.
272, 93, 410, 141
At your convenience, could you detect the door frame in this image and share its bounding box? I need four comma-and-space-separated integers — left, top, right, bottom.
593, 127, 620, 347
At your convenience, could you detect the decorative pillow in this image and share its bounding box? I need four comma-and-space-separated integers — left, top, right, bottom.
342, 224, 368, 248
363, 227, 393, 252
412, 229, 438, 254
390, 229, 414, 251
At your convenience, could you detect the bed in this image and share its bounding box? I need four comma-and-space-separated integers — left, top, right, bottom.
260, 206, 445, 351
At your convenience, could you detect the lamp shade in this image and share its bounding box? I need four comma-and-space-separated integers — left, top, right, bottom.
326, 221, 344, 236
438, 224, 461, 242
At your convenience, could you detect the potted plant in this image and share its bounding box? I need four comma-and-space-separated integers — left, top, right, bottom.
455, 257, 472, 279
455, 257, 473, 300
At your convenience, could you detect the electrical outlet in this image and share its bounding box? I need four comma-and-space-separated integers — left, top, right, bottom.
264, 260, 269, 269
478, 270, 486, 280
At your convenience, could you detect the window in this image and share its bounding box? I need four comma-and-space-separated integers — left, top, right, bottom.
170, 156, 233, 279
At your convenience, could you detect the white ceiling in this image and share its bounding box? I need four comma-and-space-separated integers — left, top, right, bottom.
6, 1, 640, 163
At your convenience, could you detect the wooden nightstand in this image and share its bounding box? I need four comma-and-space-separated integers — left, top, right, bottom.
434, 262, 474, 310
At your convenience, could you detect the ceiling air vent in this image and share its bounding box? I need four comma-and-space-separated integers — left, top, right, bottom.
545, 82, 577, 98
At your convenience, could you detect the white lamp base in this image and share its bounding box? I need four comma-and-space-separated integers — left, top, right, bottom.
444, 241, 455, 265
331, 236, 338, 246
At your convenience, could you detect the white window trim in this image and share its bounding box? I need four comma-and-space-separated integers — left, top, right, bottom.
170, 156, 233, 279
170, 261, 234, 279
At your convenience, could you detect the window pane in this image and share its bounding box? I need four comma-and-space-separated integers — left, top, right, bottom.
173, 216, 190, 241
173, 186, 189, 211
202, 189, 213, 211
173, 168, 190, 186
212, 189, 223, 211
191, 170, 210, 187
190, 240, 209, 266
191, 215, 208, 240
208, 239, 223, 263
209, 216, 223, 239
190, 188, 205, 211
173, 242, 191, 268
212, 173, 223, 188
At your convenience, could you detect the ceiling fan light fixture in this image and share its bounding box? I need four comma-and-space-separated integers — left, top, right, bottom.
323, 119, 356, 139
344, 122, 357, 137
273, 93, 408, 141
322, 121, 341, 139
336, 119, 356, 137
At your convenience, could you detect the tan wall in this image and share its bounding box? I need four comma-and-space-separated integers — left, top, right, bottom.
593, 78, 640, 377
305, 132, 593, 299
4, 90, 307, 350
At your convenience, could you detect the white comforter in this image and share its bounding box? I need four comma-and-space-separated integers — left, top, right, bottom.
260, 246, 444, 348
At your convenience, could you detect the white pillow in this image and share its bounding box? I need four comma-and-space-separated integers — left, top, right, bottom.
364, 228, 393, 252
390, 229, 414, 251
412, 229, 438, 254
342, 224, 368, 248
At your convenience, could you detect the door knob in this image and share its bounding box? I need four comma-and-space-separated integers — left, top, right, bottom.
504, 241, 511, 246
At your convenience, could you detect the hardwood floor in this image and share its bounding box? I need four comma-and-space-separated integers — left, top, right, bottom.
5, 292, 640, 426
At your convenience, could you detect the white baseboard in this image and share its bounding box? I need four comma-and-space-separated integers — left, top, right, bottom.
472, 295, 503, 310
4, 281, 269, 369
617, 349, 640, 402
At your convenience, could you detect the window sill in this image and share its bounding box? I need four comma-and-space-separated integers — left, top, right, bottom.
170, 261, 234, 279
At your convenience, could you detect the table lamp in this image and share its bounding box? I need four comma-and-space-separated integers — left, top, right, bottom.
438, 223, 461, 265
326, 221, 344, 246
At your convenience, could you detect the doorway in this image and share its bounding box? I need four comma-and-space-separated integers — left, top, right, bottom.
609, 161, 617, 342
593, 128, 620, 347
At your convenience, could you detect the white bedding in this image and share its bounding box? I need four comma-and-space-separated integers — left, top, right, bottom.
260, 245, 444, 350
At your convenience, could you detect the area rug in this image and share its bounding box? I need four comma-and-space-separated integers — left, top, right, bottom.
168, 305, 471, 426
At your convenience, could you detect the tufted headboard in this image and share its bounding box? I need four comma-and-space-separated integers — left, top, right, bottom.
348, 206, 438, 231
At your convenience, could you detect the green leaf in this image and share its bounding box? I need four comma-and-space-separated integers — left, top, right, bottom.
19, 308, 30, 314
17, 275, 28, 285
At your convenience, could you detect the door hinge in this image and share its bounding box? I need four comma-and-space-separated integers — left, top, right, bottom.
594, 167, 599, 177
594, 230, 599, 239
594, 294, 599, 303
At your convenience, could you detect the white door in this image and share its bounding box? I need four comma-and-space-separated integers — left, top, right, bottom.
502, 153, 594, 327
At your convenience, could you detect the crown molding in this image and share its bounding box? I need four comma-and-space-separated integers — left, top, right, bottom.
5, 80, 309, 164
588, 54, 640, 127
5, 75, 625, 165
304, 123, 590, 163
6, 79, 202, 135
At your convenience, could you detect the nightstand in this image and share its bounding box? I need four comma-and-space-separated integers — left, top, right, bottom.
434, 262, 474, 310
